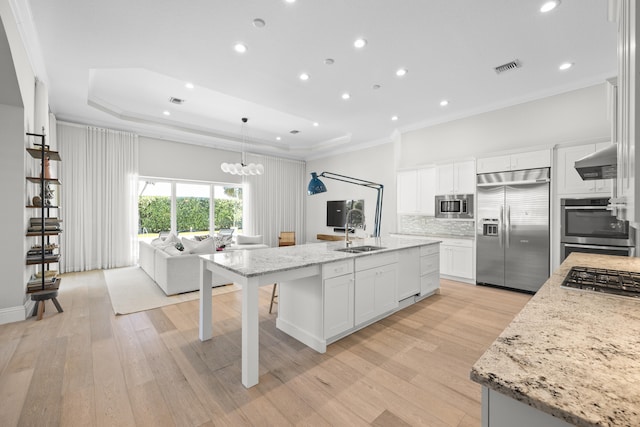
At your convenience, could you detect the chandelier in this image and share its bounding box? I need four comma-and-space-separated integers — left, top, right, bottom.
221, 117, 264, 175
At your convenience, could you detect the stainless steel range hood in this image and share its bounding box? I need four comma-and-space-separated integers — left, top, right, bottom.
574, 143, 617, 180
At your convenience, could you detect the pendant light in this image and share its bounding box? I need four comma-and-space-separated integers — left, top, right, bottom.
221, 117, 264, 175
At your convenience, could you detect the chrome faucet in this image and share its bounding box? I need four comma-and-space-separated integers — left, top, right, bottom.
345, 208, 364, 247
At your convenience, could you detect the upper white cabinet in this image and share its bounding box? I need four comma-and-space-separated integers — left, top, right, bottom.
477, 149, 551, 174
435, 160, 475, 195
556, 143, 612, 195
397, 167, 436, 215
612, 2, 639, 224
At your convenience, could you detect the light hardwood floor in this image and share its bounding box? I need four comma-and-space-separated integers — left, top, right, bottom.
0, 271, 531, 427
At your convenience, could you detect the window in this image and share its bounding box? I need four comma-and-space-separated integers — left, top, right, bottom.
214, 185, 243, 231
137, 179, 243, 241
177, 183, 210, 237
138, 181, 171, 240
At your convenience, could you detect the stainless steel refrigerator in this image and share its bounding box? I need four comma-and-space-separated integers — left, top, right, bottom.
476, 168, 550, 293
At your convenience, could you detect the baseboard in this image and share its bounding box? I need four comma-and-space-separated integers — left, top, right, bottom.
0, 300, 33, 325
276, 317, 327, 353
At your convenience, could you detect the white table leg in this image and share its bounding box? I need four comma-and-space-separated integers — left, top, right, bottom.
199, 260, 213, 341
242, 276, 260, 387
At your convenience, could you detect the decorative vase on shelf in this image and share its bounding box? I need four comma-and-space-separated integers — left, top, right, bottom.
42, 157, 52, 179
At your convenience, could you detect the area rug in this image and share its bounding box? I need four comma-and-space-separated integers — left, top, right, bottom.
104, 266, 241, 315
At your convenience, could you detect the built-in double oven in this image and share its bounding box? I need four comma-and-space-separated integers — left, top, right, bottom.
560, 198, 636, 261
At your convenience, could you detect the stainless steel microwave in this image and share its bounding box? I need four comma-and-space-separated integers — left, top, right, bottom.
435, 194, 474, 219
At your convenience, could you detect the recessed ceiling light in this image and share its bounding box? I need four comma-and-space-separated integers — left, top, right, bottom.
185, 82, 194, 89
285, 0, 296, 3
440, 100, 449, 107
354, 38, 367, 49
540, 0, 560, 13
342, 93, 351, 100
391, 116, 398, 121
234, 43, 248, 53
276, 136, 282, 141
299, 73, 310, 81
313, 122, 319, 127
324, 58, 335, 65
163, 111, 171, 116
252, 18, 266, 28
559, 62, 573, 71
396, 68, 408, 77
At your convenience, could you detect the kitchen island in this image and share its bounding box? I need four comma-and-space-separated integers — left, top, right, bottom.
199, 236, 440, 388
471, 253, 640, 427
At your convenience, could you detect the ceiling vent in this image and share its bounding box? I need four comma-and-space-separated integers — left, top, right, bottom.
494, 60, 521, 74
290, 130, 300, 134
169, 97, 185, 105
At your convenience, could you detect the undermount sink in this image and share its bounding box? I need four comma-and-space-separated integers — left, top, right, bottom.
335, 245, 386, 253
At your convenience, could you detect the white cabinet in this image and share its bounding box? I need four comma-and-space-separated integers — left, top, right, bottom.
396, 247, 420, 300
482, 387, 572, 427
611, 3, 639, 224
420, 244, 440, 295
556, 143, 612, 195
323, 273, 354, 339
477, 149, 551, 174
397, 167, 436, 215
354, 253, 398, 325
435, 160, 475, 195
439, 238, 474, 280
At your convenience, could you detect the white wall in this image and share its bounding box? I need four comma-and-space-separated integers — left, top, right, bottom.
399, 83, 610, 168
0, 105, 27, 318
139, 136, 243, 184
305, 143, 396, 241
0, 1, 38, 323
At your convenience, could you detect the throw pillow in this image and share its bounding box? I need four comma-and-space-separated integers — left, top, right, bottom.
163, 233, 181, 246
181, 237, 199, 252
150, 237, 164, 247
189, 237, 215, 254
236, 234, 262, 245
162, 246, 182, 256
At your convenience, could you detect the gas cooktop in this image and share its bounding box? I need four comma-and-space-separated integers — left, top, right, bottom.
562, 266, 640, 298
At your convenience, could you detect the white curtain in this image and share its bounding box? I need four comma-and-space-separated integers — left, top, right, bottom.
243, 154, 306, 246
58, 123, 139, 272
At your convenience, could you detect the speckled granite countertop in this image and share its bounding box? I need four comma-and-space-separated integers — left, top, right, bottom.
471, 253, 640, 427
200, 236, 441, 277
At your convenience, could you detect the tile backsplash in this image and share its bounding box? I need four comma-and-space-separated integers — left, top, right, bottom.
398, 215, 475, 237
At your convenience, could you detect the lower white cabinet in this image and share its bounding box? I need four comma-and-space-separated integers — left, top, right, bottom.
323, 273, 354, 338
440, 238, 474, 281
354, 254, 398, 325
420, 244, 440, 295
397, 247, 420, 300
276, 245, 438, 353
482, 387, 571, 427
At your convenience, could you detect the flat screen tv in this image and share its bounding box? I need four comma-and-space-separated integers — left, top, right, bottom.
326, 199, 364, 228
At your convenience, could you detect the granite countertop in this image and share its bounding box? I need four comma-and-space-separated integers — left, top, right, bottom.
200, 236, 441, 278
470, 253, 640, 427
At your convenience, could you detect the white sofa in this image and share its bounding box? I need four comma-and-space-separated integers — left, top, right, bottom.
138, 234, 268, 295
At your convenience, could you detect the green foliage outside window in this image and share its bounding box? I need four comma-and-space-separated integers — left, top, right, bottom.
138, 196, 242, 233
